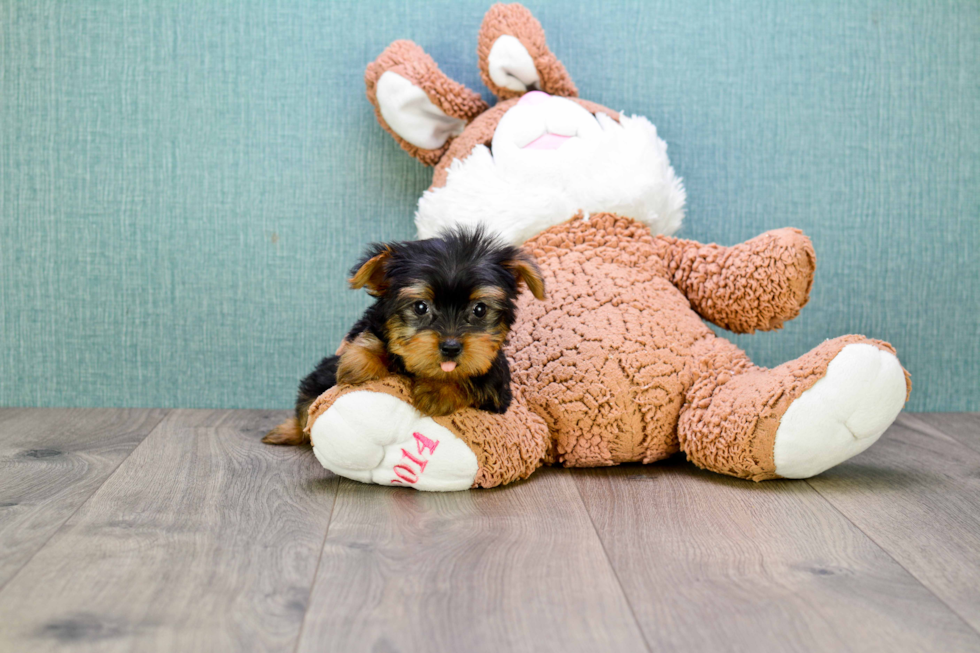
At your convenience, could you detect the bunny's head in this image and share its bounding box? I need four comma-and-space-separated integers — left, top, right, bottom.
366, 3, 686, 245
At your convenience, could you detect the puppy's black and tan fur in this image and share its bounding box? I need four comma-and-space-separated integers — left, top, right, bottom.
263, 227, 545, 446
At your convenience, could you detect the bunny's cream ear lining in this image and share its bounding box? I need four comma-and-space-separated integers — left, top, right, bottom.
375, 72, 467, 150
365, 40, 487, 165
477, 3, 578, 99
487, 35, 540, 93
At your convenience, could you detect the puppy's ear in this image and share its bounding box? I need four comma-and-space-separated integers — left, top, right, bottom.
349, 245, 394, 297
503, 250, 546, 300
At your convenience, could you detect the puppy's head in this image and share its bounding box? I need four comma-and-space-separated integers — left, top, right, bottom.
349, 226, 545, 379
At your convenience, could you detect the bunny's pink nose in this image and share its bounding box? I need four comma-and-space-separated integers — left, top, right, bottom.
515, 90, 571, 150
518, 90, 551, 107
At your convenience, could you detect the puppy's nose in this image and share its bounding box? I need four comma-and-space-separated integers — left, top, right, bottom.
439, 339, 462, 358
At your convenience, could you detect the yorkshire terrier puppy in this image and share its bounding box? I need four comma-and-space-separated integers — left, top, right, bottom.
263, 226, 545, 446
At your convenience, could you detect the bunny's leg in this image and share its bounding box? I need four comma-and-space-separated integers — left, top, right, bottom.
677, 335, 910, 481
305, 377, 549, 491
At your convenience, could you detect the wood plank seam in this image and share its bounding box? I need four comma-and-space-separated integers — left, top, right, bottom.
0, 409, 169, 596
804, 477, 980, 639
0, 409, 340, 651
292, 474, 341, 653
572, 473, 654, 653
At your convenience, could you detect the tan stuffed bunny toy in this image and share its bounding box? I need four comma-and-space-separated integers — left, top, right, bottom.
303, 3, 910, 491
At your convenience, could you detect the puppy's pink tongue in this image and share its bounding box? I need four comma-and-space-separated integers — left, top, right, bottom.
441, 361, 457, 373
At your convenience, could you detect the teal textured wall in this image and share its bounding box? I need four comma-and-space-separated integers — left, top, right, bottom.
1, 1, 978, 411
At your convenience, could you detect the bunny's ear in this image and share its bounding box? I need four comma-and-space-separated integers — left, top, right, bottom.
365, 40, 488, 166
477, 3, 578, 100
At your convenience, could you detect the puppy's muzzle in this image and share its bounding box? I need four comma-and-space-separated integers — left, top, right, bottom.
439, 339, 462, 358
439, 339, 462, 372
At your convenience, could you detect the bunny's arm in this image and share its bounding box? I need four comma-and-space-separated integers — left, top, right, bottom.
653, 228, 816, 334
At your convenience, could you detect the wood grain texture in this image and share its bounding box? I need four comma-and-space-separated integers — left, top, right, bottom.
297, 468, 649, 653
0, 409, 338, 653
0, 408, 166, 590
575, 456, 980, 652
915, 412, 980, 455
807, 412, 980, 633
2, 410, 979, 651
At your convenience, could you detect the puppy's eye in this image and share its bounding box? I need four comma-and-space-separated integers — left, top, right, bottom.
472, 302, 487, 319
413, 301, 428, 316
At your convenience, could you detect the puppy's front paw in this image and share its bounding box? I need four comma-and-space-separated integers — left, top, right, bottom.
309, 391, 478, 491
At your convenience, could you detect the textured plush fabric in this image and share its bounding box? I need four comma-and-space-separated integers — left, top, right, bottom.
510, 214, 894, 480
304, 3, 911, 489
306, 374, 550, 488
366, 40, 488, 164
1, 0, 977, 410
416, 104, 686, 245
308, 213, 910, 486
476, 3, 578, 99
429, 97, 619, 189
655, 228, 816, 334
678, 334, 906, 481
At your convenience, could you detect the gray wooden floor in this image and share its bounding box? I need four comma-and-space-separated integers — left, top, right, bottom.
0, 409, 978, 652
